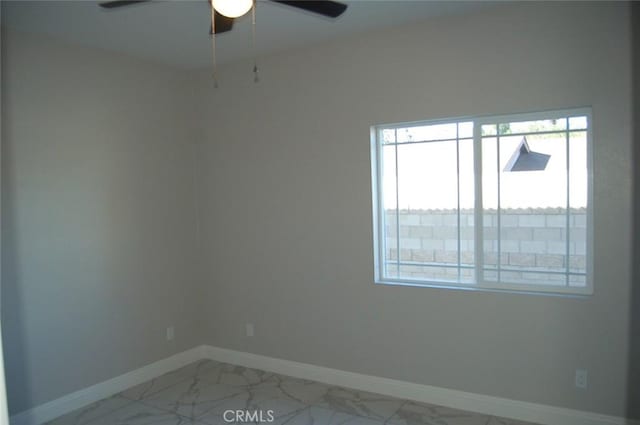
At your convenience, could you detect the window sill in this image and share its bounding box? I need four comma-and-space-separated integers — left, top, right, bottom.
374, 278, 593, 298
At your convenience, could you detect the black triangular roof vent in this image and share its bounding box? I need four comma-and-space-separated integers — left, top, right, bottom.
504, 137, 550, 172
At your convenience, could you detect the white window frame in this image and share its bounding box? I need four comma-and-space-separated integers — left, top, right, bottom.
370, 108, 594, 296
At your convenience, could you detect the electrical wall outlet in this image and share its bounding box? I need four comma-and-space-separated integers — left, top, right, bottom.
166, 326, 175, 341
246, 323, 254, 337
575, 369, 588, 389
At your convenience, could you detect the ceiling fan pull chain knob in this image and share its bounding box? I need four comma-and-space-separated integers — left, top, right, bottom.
251, 0, 258, 84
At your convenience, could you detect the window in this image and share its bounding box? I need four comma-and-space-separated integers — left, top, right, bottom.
371, 109, 592, 295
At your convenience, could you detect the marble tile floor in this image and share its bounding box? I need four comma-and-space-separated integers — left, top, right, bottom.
46, 359, 540, 425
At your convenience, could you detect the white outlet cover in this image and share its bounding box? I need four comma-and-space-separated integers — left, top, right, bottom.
575, 369, 588, 389
246, 323, 254, 337
166, 326, 175, 341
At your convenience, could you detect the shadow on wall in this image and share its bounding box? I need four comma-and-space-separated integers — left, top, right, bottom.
1, 76, 32, 415
629, 2, 640, 420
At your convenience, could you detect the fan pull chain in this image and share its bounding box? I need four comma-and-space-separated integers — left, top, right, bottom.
252, 0, 259, 83
210, 6, 219, 88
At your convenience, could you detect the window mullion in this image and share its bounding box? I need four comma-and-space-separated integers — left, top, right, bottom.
565, 124, 571, 286
377, 130, 387, 280
473, 121, 484, 285
394, 128, 400, 278
456, 124, 461, 282
496, 128, 502, 284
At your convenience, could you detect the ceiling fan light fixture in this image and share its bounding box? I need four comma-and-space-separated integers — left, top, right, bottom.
211, 0, 253, 18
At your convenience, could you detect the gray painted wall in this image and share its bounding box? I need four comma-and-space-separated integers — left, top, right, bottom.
0, 21, 11, 425
629, 1, 640, 419
1, 31, 204, 414
195, 2, 632, 417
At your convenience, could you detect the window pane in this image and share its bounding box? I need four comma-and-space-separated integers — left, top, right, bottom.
482, 124, 497, 136
505, 271, 567, 287
381, 145, 397, 210
501, 118, 567, 134
569, 131, 588, 280
483, 130, 575, 286
396, 123, 457, 143
481, 136, 499, 281
569, 274, 586, 287
458, 122, 473, 139
381, 145, 398, 278
399, 264, 464, 283
382, 129, 396, 144
396, 142, 457, 282
498, 132, 569, 284
459, 138, 475, 280
499, 133, 567, 209
396, 141, 458, 210
569, 116, 587, 130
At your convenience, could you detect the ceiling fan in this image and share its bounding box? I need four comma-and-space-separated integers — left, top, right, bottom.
99, 0, 348, 85
98, 0, 349, 35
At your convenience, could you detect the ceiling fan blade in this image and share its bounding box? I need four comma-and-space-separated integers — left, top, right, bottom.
99, 0, 151, 9
210, 10, 234, 34
269, 0, 347, 18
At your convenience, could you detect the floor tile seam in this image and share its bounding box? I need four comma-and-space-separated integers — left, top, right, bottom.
119, 367, 226, 403
270, 404, 313, 425
187, 397, 301, 425
135, 397, 215, 424
81, 399, 139, 425
135, 385, 253, 421
119, 380, 172, 403
193, 385, 262, 420
324, 404, 387, 425
301, 396, 400, 424
93, 398, 219, 425
383, 400, 408, 425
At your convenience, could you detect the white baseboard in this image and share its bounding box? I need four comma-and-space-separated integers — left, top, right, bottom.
201, 345, 637, 425
10, 345, 638, 425
9, 345, 208, 425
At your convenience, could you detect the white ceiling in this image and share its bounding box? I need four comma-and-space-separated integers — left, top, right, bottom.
2, 0, 493, 69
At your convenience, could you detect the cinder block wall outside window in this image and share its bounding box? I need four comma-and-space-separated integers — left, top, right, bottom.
385, 208, 587, 283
